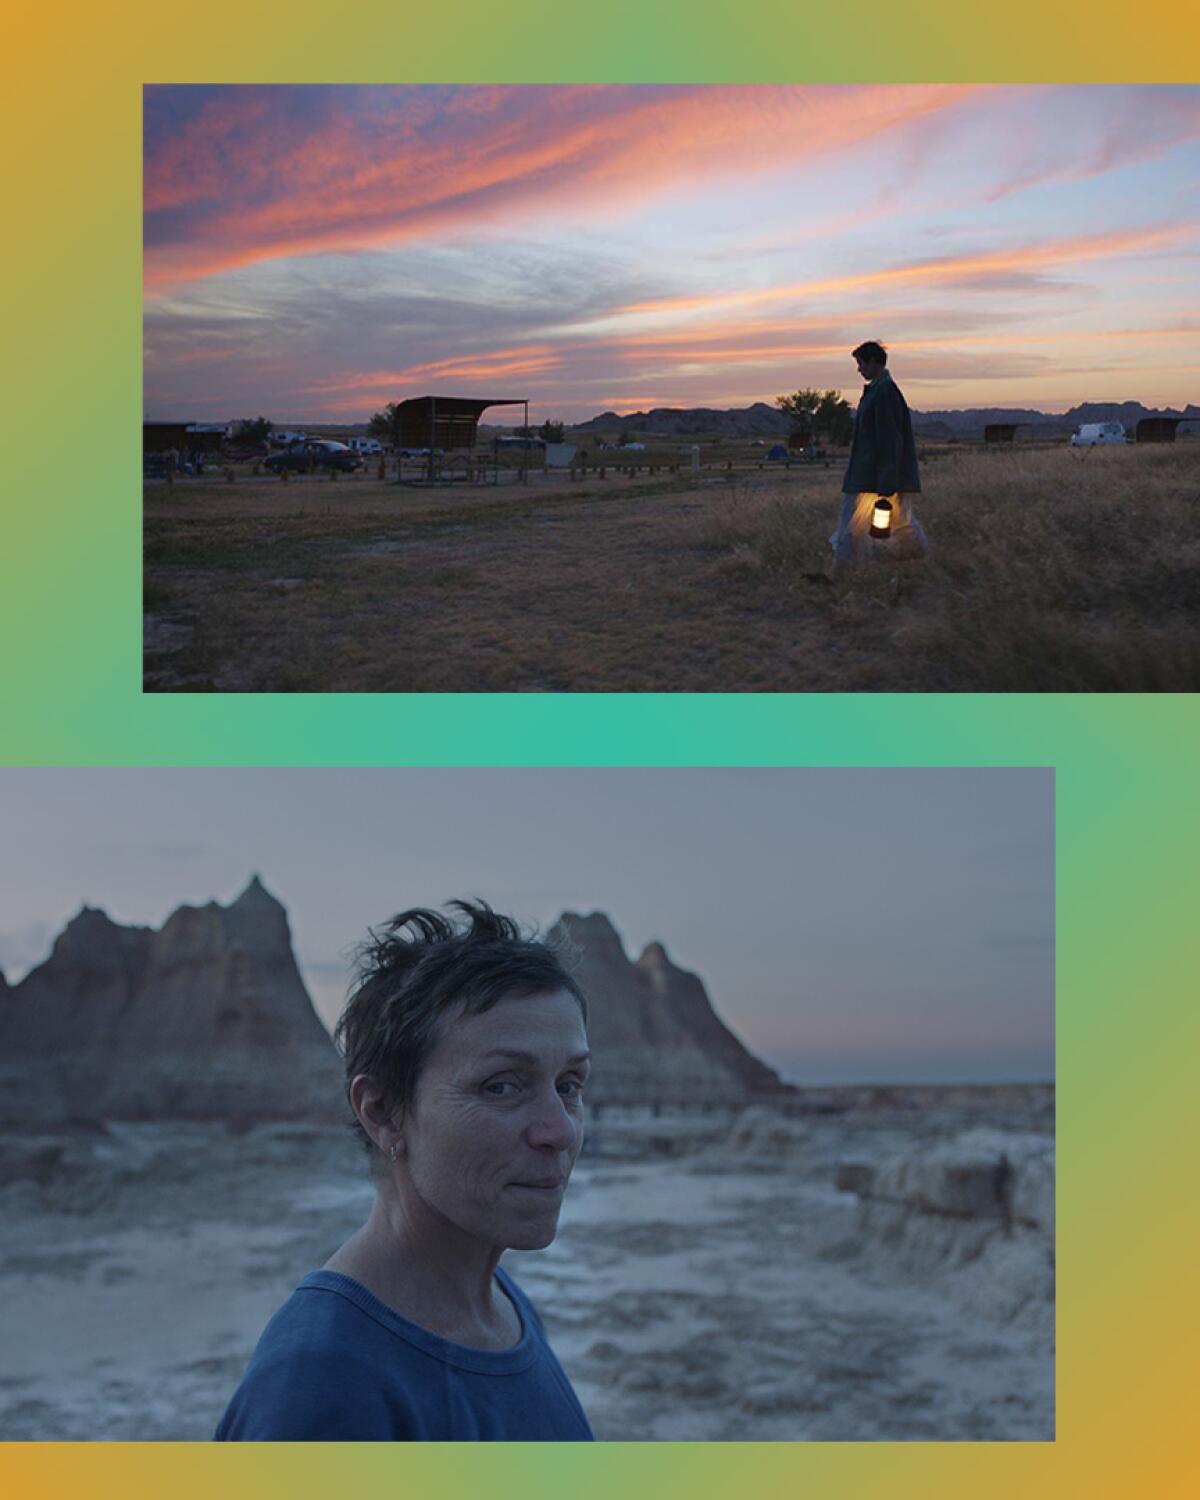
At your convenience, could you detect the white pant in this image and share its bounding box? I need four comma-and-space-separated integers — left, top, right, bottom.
830, 492, 928, 561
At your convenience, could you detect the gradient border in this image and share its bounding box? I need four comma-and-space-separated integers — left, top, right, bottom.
5, 0, 1200, 1494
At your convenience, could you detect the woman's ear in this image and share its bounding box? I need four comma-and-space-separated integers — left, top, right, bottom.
349, 1074, 400, 1155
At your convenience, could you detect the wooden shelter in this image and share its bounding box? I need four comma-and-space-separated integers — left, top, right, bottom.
392, 395, 528, 455
143, 421, 191, 453
143, 421, 226, 455
1134, 417, 1183, 443
984, 423, 1019, 444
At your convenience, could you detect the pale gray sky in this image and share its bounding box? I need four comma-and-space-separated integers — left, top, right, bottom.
0, 768, 1053, 1085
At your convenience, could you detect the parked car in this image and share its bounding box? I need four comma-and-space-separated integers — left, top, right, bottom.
1071, 422, 1127, 446
264, 440, 364, 473
308, 441, 364, 471
347, 437, 383, 455
397, 447, 445, 459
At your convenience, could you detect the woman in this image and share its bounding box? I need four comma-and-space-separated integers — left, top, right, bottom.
215, 901, 594, 1441
826, 340, 929, 576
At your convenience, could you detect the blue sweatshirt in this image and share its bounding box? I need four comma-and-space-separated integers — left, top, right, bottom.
214, 1267, 594, 1441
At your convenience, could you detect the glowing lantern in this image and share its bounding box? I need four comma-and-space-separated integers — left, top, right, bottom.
869, 497, 893, 539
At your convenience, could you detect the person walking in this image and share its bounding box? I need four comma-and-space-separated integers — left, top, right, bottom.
824, 341, 928, 577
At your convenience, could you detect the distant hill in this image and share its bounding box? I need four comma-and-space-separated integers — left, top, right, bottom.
908, 401, 1200, 438
573, 402, 790, 438
567, 400, 1200, 440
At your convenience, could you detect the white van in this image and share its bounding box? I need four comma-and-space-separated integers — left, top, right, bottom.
1070, 422, 1126, 446
348, 437, 382, 455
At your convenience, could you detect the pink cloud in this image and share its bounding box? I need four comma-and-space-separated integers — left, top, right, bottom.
144, 85, 977, 290
304, 345, 565, 394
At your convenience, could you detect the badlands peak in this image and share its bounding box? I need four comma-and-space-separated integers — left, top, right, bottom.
549, 908, 788, 1105
0, 876, 341, 1127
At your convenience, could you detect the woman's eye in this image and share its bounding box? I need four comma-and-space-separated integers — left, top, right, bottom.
484, 1078, 584, 1099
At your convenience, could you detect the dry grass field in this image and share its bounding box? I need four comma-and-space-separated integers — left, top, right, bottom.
143, 444, 1199, 692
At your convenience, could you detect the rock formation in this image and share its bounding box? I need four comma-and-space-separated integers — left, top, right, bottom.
834, 1128, 1055, 1327
549, 911, 789, 1106
1, 892, 788, 1126
0, 877, 343, 1127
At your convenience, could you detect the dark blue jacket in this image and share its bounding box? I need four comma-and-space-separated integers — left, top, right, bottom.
841, 369, 922, 494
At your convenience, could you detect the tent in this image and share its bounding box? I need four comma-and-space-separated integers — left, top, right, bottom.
767, 444, 789, 460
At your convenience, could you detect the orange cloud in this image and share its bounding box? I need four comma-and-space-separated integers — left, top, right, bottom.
613, 222, 1200, 320
315, 323, 1191, 400
606, 322, 1200, 369
609, 318, 840, 352
303, 345, 564, 394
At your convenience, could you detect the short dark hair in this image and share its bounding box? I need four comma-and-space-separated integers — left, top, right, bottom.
852, 340, 888, 366
334, 900, 587, 1152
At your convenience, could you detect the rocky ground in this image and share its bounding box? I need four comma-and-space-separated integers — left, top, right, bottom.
0, 1103, 1053, 1440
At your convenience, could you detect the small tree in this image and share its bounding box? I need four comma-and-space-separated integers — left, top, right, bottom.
538, 419, 565, 443
775, 388, 821, 446
367, 404, 400, 444
618, 428, 636, 447
814, 390, 854, 446
232, 416, 271, 445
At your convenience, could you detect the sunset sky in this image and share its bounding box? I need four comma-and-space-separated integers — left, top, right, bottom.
143, 84, 1200, 423
0, 768, 1053, 1086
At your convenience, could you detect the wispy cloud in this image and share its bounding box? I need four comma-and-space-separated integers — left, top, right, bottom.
304, 345, 564, 395
611, 223, 1200, 322
981, 85, 1200, 201
142, 85, 1200, 416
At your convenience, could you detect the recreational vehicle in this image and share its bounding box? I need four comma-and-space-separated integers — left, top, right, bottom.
1070, 422, 1127, 446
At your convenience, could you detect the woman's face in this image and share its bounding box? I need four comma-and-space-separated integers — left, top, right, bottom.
398, 988, 590, 1252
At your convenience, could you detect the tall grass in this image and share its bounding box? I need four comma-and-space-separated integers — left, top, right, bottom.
700, 445, 1200, 690
145, 445, 1198, 692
